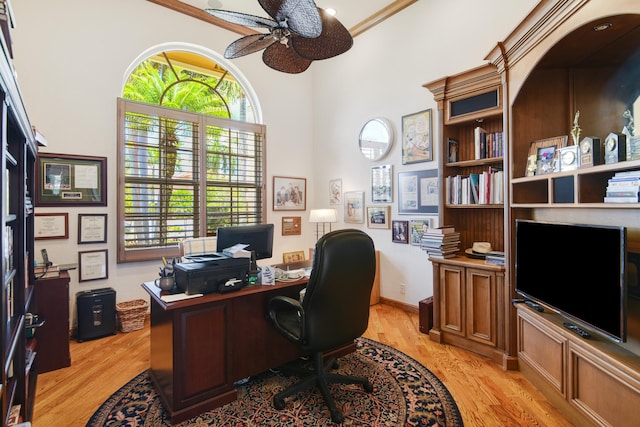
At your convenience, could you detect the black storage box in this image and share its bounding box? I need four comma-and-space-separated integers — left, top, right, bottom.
175, 257, 250, 295
76, 287, 116, 342
419, 297, 434, 334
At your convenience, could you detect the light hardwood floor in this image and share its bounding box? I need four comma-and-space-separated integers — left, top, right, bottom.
33, 303, 573, 426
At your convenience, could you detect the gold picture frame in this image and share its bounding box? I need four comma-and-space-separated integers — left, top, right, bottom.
283, 250, 305, 263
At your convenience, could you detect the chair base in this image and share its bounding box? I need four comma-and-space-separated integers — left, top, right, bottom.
273, 352, 373, 424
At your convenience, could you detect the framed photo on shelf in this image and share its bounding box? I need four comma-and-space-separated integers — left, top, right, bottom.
273, 176, 306, 211
409, 219, 432, 246
79, 249, 108, 282
392, 220, 409, 244
536, 146, 557, 175
281, 216, 301, 236
367, 205, 391, 229
526, 135, 567, 176
344, 191, 364, 223
371, 165, 392, 203
329, 178, 342, 205
35, 153, 107, 206
447, 138, 459, 163
34, 213, 69, 240
78, 213, 107, 244
283, 250, 305, 263
397, 169, 439, 214
401, 109, 433, 164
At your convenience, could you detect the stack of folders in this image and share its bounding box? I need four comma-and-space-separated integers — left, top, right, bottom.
421, 226, 461, 259
604, 170, 640, 203
485, 251, 505, 266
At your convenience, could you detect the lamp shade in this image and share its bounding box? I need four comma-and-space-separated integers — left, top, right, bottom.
309, 209, 337, 223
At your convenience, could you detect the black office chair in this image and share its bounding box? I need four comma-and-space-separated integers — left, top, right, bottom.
268, 229, 376, 423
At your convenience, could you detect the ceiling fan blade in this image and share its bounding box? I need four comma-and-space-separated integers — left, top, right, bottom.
292, 9, 353, 61
262, 42, 312, 74
259, 0, 322, 38
205, 9, 276, 30
224, 34, 277, 59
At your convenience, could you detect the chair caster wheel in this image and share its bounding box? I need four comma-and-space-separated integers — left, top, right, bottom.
363, 381, 374, 392
330, 410, 344, 424
274, 397, 285, 410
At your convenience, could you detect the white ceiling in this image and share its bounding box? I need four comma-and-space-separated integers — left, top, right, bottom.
177, 0, 399, 31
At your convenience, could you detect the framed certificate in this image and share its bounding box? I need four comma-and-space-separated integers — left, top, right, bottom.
78, 214, 107, 244
79, 249, 108, 282
34, 213, 69, 240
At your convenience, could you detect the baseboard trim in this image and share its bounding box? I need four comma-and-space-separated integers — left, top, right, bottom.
379, 297, 419, 314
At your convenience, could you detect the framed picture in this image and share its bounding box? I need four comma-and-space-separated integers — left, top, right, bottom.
447, 138, 459, 163
329, 178, 342, 205
397, 169, 439, 214
344, 191, 364, 223
536, 146, 557, 175
78, 214, 108, 244
367, 205, 391, 229
282, 216, 301, 236
392, 220, 409, 244
409, 219, 432, 246
273, 176, 306, 211
36, 153, 107, 206
527, 135, 567, 176
79, 249, 108, 282
34, 213, 69, 240
283, 250, 305, 263
401, 109, 433, 164
371, 165, 392, 203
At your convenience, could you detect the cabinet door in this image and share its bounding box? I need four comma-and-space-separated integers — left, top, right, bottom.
465, 268, 497, 346
439, 264, 465, 336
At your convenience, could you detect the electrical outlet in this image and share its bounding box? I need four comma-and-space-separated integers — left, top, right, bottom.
399, 283, 406, 295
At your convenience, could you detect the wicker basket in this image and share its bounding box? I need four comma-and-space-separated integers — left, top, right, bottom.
116, 299, 149, 332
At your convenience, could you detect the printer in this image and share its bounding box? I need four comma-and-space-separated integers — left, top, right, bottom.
174, 255, 250, 295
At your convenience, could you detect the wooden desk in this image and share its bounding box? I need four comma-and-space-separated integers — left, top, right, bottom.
142, 278, 354, 424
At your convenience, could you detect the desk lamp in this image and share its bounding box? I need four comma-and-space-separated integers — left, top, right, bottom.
309, 209, 337, 241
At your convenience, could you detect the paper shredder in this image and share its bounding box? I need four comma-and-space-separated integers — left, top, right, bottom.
76, 287, 116, 341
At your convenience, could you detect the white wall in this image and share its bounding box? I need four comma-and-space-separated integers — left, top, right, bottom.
10, 0, 537, 325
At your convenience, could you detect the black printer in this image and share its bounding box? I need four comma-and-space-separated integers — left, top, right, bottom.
174, 255, 250, 295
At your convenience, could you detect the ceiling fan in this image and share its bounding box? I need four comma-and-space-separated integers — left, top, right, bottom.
206, 0, 353, 73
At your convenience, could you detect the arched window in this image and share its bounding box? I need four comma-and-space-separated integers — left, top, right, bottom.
117, 47, 266, 263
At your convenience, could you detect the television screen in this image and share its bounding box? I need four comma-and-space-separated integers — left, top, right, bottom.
216, 224, 274, 260
515, 219, 626, 342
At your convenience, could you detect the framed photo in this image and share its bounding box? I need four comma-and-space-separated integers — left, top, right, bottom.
34, 213, 69, 240
273, 176, 306, 211
36, 153, 107, 206
78, 214, 108, 244
392, 220, 409, 244
536, 146, 557, 175
398, 169, 439, 214
79, 249, 108, 282
447, 138, 459, 163
371, 165, 392, 203
282, 216, 301, 236
409, 219, 432, 246
344, 191, 364, 223
402, 109, 433, 164
367, 205, 390, 229
527, 135, 567, 176
283, 250, 305, 263
329, 178, 342, 205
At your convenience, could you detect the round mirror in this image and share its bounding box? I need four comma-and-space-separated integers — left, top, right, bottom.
359, 118, 394, 161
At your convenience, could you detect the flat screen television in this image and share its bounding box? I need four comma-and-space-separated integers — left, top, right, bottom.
515, 219, 627, 342
216, 224, 274, 260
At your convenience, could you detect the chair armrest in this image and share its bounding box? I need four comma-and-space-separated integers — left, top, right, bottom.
268, 295, 305, 343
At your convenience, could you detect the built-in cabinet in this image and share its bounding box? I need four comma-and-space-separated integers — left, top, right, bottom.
0, 2, 39, 425
428, 0, 640, 423
34, 272, 71, 374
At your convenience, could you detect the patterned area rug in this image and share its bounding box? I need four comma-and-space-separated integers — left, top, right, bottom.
87, 337, 463, 426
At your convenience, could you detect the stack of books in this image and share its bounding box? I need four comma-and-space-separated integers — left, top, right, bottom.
420, 226, 461, 259
35, 263, 60, 279
604, 170, 640, 203
445, 166, 504, 205
485, 251, 505, 266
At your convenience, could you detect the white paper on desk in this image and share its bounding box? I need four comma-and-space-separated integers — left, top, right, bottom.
222, 244, 251, 258
260, 266, 275, 285
161, 293, 203, 303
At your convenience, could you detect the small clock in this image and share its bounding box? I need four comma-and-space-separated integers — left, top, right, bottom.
604, 132, 626, 164
579, 136, 601, 168
558, 145, 578, 171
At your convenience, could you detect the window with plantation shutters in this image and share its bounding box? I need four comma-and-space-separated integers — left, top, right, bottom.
117, 99, 266, 263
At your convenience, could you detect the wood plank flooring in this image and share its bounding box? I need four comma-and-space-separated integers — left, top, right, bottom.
33, 303, 573, 426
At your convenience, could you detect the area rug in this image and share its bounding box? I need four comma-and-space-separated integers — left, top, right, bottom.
87, 337, 463, 426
